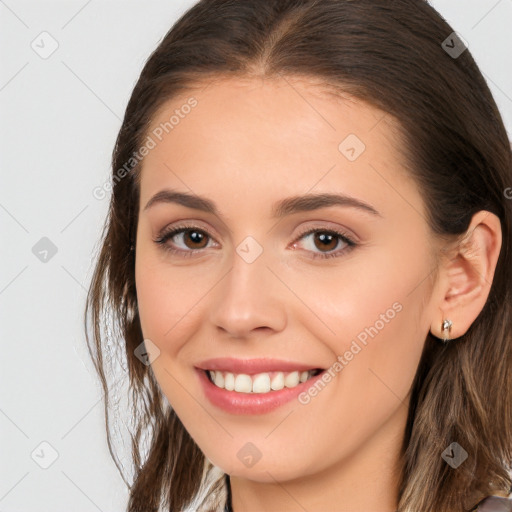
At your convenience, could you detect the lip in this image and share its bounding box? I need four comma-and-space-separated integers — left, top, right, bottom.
195, 357, 324, 375
195, 366, 327, 415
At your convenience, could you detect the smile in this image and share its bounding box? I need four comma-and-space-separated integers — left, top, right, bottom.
195, 358, 329, 415
206, 369, 322, 393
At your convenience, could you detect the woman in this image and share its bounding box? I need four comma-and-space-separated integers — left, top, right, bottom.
85, 0, 512, 510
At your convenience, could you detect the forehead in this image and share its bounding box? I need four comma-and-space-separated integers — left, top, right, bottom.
139, 75, 421, 221
146, 75, 399, 151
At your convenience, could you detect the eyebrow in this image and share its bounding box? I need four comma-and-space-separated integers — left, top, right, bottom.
143, 189, 382, 218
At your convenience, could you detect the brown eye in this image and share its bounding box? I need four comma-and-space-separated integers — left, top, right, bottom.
154, 224, 357, 261
312, 232, 339, 252
292, 228, 357, 260
181, 229, 209, 249
154, 225, 216, 257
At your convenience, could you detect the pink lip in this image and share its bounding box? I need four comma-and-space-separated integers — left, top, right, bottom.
195, 367, 326, 415
195, 357, 323, 375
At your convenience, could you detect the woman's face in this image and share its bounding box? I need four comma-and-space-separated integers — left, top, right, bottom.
135, 76, 440, 482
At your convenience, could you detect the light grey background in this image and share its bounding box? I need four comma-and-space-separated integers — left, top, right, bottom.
1, 1, 511, 511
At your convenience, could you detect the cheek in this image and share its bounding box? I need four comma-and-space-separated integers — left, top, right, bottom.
135, 261, 169, 342
135, 253, 211, 347
287, 239, 430, 407
134, 256, 206, 409
285, 237, 429, 347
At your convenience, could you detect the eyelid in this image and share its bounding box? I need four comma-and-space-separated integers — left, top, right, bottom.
154, 220, 220, 242
288, 225, 357, 260
154, 220, 358, 259
153, 221, 220, 250
291, 220, 359, 243
155, 219, 358, 242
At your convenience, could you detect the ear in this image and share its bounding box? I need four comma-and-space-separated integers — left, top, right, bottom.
430, 210, 502, 341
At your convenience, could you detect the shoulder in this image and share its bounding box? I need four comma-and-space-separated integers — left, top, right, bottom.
474, 495, 512, 511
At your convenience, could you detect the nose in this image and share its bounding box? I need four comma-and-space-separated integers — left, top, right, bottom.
208, 247, 287, 339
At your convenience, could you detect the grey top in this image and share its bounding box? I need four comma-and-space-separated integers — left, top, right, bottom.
475, 495, 512, 511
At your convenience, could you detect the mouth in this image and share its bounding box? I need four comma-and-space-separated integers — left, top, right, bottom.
204, 368, 324, 394
194, 357, 329, 414
195, 361, 329, 415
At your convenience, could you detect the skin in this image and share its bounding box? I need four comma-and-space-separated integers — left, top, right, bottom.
134, 76, 502, 512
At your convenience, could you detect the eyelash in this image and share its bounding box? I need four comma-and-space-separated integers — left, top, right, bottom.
153, 223, 357, 260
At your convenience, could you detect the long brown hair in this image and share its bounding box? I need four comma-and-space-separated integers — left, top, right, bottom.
85, 1, 512, 510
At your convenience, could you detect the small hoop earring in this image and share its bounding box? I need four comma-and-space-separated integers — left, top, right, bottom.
441, 319, 453, 343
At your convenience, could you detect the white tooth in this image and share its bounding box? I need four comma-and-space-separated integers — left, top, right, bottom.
270, 372, 285, 391
234, 374, 253, 393
224, 372, 235, 391
214, 370, 308, 393
284, 371, 300, 388
252, 373, 271, 393
214, 371, 224, 388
